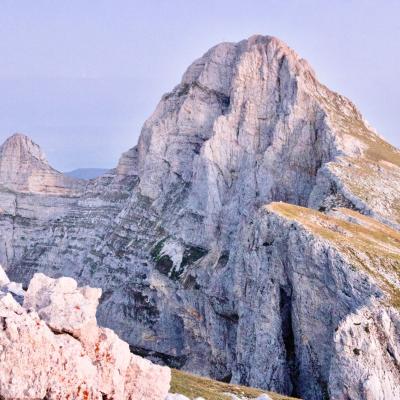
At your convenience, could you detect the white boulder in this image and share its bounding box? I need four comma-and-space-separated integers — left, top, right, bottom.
0, 264, 10, 286
165, 394, 191, 400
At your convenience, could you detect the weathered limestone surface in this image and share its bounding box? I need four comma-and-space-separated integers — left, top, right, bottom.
0, 35, 399, 399
223, 203, 400, 399
0, 269, 170, 400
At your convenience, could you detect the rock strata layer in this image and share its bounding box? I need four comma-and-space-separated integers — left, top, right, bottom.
0, 35, 400, 400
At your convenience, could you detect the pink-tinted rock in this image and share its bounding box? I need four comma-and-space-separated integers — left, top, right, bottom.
24, 273, 101, 336
0, 272, 170, 400
125, 354, 173, 399
0, 292, 100, 399
80, 324, 131, 398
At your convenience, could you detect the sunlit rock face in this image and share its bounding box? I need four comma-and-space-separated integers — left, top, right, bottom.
0, 269, 170, 400
0, 35, 400, 399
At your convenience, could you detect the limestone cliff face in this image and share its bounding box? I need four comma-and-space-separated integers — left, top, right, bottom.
226, 203, 400, 399
0, 35, 399, 400
0, 133, 87, 268
136, 35, 400, 239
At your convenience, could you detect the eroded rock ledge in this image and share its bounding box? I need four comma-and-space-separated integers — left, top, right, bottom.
0, 270, 170, 400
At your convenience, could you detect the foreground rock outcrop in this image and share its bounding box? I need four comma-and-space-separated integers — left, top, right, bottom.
1, 35, 400, 399
0, 270, 170, 399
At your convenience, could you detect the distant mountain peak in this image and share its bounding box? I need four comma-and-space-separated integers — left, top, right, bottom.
1, 133, 48, 165
64, 168, 109, 180
0, 133, 83, 195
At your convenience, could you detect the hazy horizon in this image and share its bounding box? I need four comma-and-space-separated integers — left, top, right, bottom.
1, 1, 399, 171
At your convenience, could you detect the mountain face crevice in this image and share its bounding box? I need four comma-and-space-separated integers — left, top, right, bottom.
278, 285, 298, 397
0, 35, 400, 400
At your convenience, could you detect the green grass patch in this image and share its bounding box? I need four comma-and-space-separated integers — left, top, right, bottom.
170, 369, 300, 400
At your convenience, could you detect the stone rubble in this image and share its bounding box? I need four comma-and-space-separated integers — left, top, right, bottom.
0, 266, 170, 400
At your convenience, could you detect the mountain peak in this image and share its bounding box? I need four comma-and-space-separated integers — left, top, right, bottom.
1, 133, 47, 164
1, 35, 400, 400
244, 34, 316, 73
137, 34, 400, 229
0, 133, 83, 195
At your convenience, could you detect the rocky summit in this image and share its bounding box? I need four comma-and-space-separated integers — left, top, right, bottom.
0, 35, 399, 400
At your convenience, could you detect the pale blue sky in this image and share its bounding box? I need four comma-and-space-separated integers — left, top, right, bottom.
0, 0, 399, 170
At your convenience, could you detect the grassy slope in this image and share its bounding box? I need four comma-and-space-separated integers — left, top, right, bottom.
316, 86, 400, 224
171, 369, 300, 400
316, 83, 400, 168
267, 202, 400, 307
